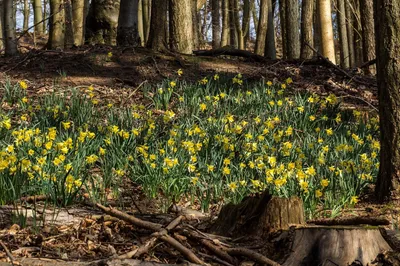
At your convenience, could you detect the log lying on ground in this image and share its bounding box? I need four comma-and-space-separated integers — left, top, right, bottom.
212, 191, 305, 237
193, 46, 267, 62
282, 226, 392, 266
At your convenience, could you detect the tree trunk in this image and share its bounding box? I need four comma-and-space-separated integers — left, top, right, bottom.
147, 0, 167, 51
4, 0, 18, 56
228, 0, 237, 47
32, 0, 44, 34
313, 0, 322, 52
142, 0, 150, 44
337, 0, 350, 68
23, 0, 30, 31
72, 0, 85, 46
279, 0, 286, 58
375, 0, 400, 202
255, 0, 268, 55
318, 0, 336, 63
43, 0, 48, 32
251, 0, 258, 32
265, 0, 276, 59
48, 0, 65, 49
345, 0, 356, 67
221, 0, 229, 46
192, 0, 200, 49
0, 0, 4, 52
360, 0, 375, 74
211, 0, 221, 48
117, 0, 139, 46
64, 0, 74, 48
285, 0, 300, 59
353, 0, 362, 66
170, 0, 193, 54
300, 0, 314, 59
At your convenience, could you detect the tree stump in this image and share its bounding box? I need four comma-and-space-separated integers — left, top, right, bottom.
282, 226, 392, 266
212, 191, 305, 237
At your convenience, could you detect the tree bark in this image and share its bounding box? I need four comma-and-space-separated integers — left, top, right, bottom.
360, 0, 375, 74
117, 0, 139, 46
279, 0, 286, 58
265, 0, 276, 59
221, 0, 229, 46
23, 0, 30, 31
353, 0, 362, 66
142, 0, 150, 44
318, 0, 336, 63
64, 0, 74, 48
345, 0, 356, 67
285, 0, 300, 59
192, 0, 200, 49
375, 0, 400, 202
72, 0, 85, 46
228, 0, 237, 47
255, 0, 268, 55
32, 0, 44, 34
300, 0, 314, 59
337, 0, 350, 68
4, 0, 18, 56
313, 0, 322, 52
170, 0, 194, 54
43, 0, 48, 32
147, 0, 167, 51
211, 0, 221, 48
48, 0, 65, 49
0, 0, 4, 52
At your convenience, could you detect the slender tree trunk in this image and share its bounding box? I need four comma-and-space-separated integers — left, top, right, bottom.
221, 0, 229, 46
170, 0, 193, 54
138, 0, 144, 46
279, 0, 286, 58
0, 0, 4, 52
353, 0, 362, 65
251, 0, 258, 34
228, 0, 237, 47
147, 0, 167, 50
43, 0, 48, 32
72, 0, 85, 46
255, 0, 268, 55
117, 0, 139, 46
48, 0, 65, 49
265, 0, 276, 59
192, 0, 200, 49
142, 0, 150, 44
360, 0, 375, 74
23, 0, 30, 31
337, 0, 350, 68
211, 0, 221, 48
285, 0, 300, 59
345, 0, 355, 67
300, 0, 314, 59
318, 0, 336, 63
314, 0, 322, 52
64, 0, 74, 47
374, 0, 400, 202
4, 0, 17, 55
32, 0, 44, 34
233, 0, 250, 50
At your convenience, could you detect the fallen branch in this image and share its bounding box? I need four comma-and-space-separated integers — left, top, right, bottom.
95, 203, 204, 264
225, 248, 281, 266
307, 216, 390, 226
193, 46, 267, 62
0, 240, 15, 266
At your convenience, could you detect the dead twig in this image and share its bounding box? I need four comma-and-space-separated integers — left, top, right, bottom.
0, 240, 15, 265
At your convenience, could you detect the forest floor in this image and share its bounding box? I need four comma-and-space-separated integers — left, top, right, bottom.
0, 44, 399, 266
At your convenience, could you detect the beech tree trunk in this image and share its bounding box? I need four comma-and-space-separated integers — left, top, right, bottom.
345, 0, 356, 67
360, 0, 375, 74
318, 0, 336, 64
285, 0, 300, 59
221, 0, 229, 46
228, 0, 237, 47
72, 0, 86, 46
23, 0, 30, 31
32, 0, 44, 34
48, 0, 65, 49
313, 0, 322, 52
255, 0, 268, 55
0, 0, 4, 52
43, 0, 48, 32
353, 0, 363, 66
264, 0, 276, 59
4, 0, 17, 56
142, 0, 150, 44
211, 0, 221, 48
279, 0, 286, 58
192, 0, 200, 49
375, 0, 400, 202
138, 0, 144, 45
64, 0, 74, 48
147, 0, 167, 51
117, 0, 139, 46
170, 0, 194, 54
337, 0, 350, 68
300, 0, 314, 59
